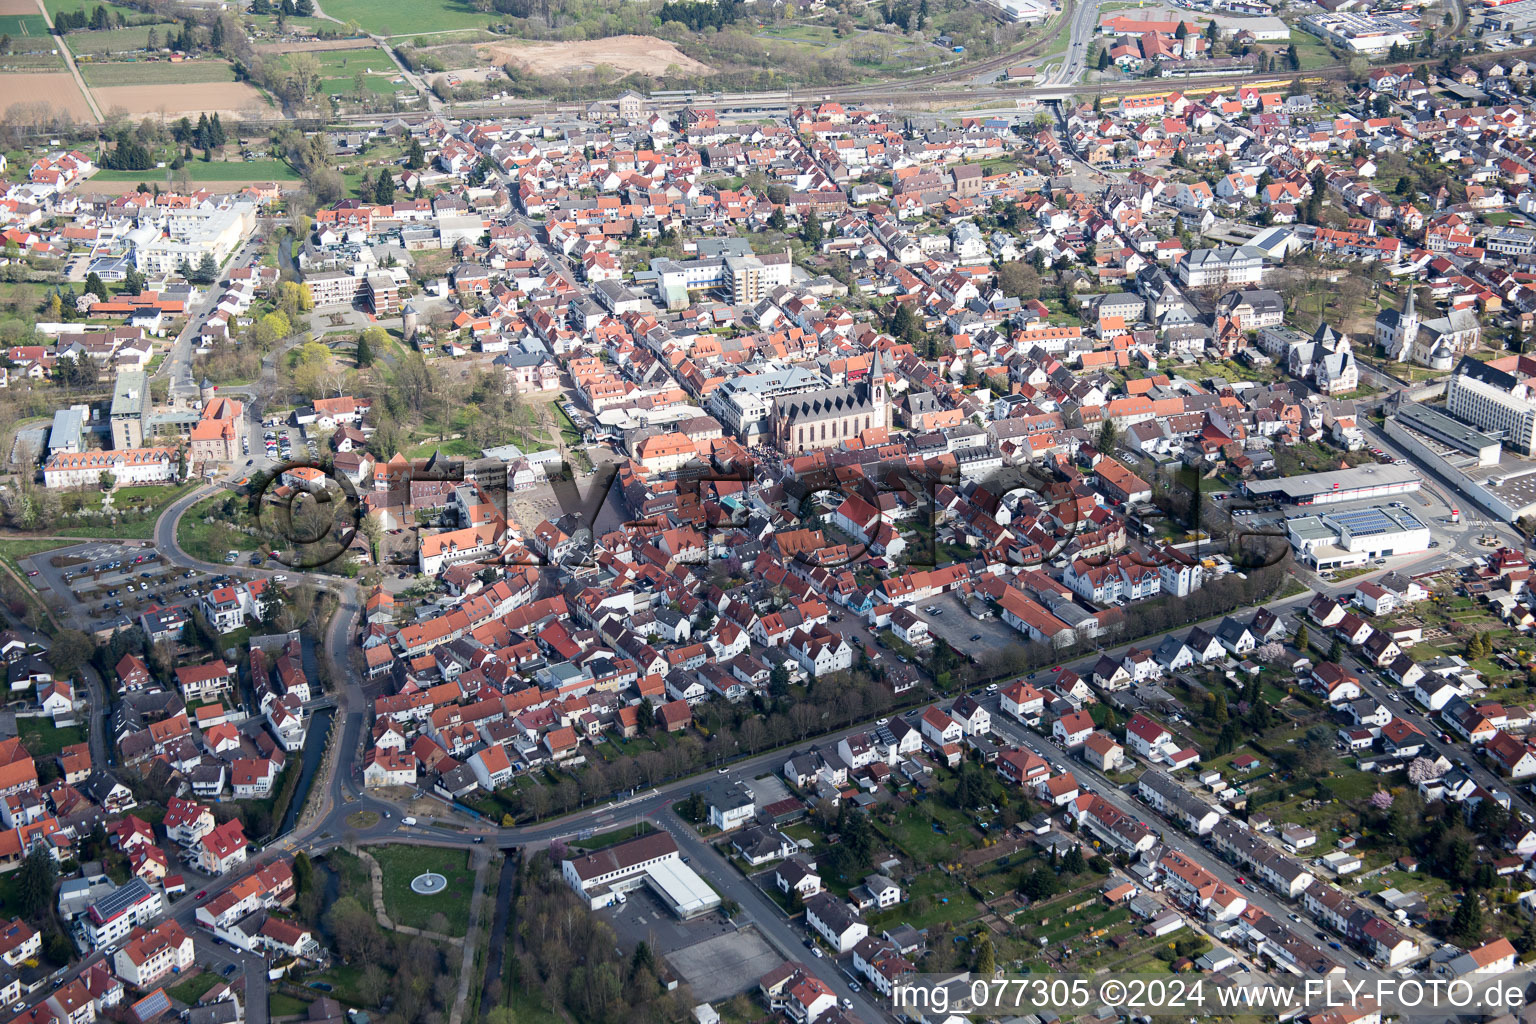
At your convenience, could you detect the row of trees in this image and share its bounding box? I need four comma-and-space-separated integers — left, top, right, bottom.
515, 851, 696, 1024
495, 670, 901, 823
250, 0, 316, 15
53, 5, 129, 32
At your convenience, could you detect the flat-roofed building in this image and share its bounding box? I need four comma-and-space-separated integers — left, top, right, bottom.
560, 831, 721, 919
110, 370, 148, 449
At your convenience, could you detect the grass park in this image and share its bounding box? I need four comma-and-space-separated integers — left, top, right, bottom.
176, 492, 262, 564
371, 844, 476, 935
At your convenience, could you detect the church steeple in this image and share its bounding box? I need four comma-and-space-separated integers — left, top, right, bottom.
868, 345, 888, 428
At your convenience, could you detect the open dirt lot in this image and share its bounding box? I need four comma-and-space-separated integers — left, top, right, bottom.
0, 0, 38, 14
0, 72, 96, 119
90, 81, 275, 118
479, 34, 709, 77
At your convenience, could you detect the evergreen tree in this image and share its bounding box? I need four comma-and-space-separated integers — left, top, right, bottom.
91, 6, 108, 31
210, 17, 224, 49
1328, 637, 1344, 663
1097, 48, 1112, 71
802, 215, 823, 246
1062, 845, 1087, 874
374, 171, 395, 205
194, 253, 219, 284
84, 271, 106, 299
1451, 893, 1483, 943
16, 848, 56, 920
405, 138, 426, 169
209, 113, 226, 148
355, 330, 374, 368
195, 112, 211, 150
1294, 622, 1308, 650
973, 934, 996, 976
294, 0, 315, 15
1096, 416, 1117, 454
767, 207, 786, 231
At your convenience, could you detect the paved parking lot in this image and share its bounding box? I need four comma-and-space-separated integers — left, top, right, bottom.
922, 591, 1016, 654
22, 541, 234, 629
600, 886, 739, 956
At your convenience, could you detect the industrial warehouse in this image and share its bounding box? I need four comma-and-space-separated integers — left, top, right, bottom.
1242, 463, 1423, 506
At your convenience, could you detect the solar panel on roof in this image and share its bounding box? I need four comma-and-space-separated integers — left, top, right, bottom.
132, 988, 171, 1023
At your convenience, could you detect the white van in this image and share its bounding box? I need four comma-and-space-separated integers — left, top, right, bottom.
401, 816, 417, 826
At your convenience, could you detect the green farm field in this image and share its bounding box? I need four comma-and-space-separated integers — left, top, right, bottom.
316, 0, 496, 36
0, 14, 51, 36
80, 57, 236, 86
66, 24, 155, 53
278, 45, 405, 95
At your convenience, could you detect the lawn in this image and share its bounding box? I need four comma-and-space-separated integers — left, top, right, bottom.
315, 0, 496, 36
92, 159, 301, 182
50, 481, 196, 540
0, 538, 70, 573
269, 993, 311, 1018
302, 964, 369, 1006
1287, 29, 1337, 71
177, 493, 261, 564
17, 719, 86, 759
866, 868, 976, 932
875, 801, 980, 864
167, 970, 220, 1006
80, 57, 238, 86
371, 844, 475, 934
569, 822, 654, 851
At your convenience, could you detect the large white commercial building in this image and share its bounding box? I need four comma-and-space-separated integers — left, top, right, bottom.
1284, 506, 1431, 570
1243, 463, 1421, 506
125, 201, 256, 276
561, 831, 720, 919
1300, 11, 1420, 51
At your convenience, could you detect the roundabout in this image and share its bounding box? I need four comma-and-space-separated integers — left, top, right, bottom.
410, 872, 448, 896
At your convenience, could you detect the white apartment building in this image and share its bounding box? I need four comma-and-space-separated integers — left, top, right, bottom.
1177, 245, 1266, 289
43, 448, 178, 488
125, 202, 256, 276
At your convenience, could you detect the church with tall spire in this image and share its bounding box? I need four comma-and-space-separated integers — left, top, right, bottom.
771, 346, 891, 454
1376, 286, 1481, 370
